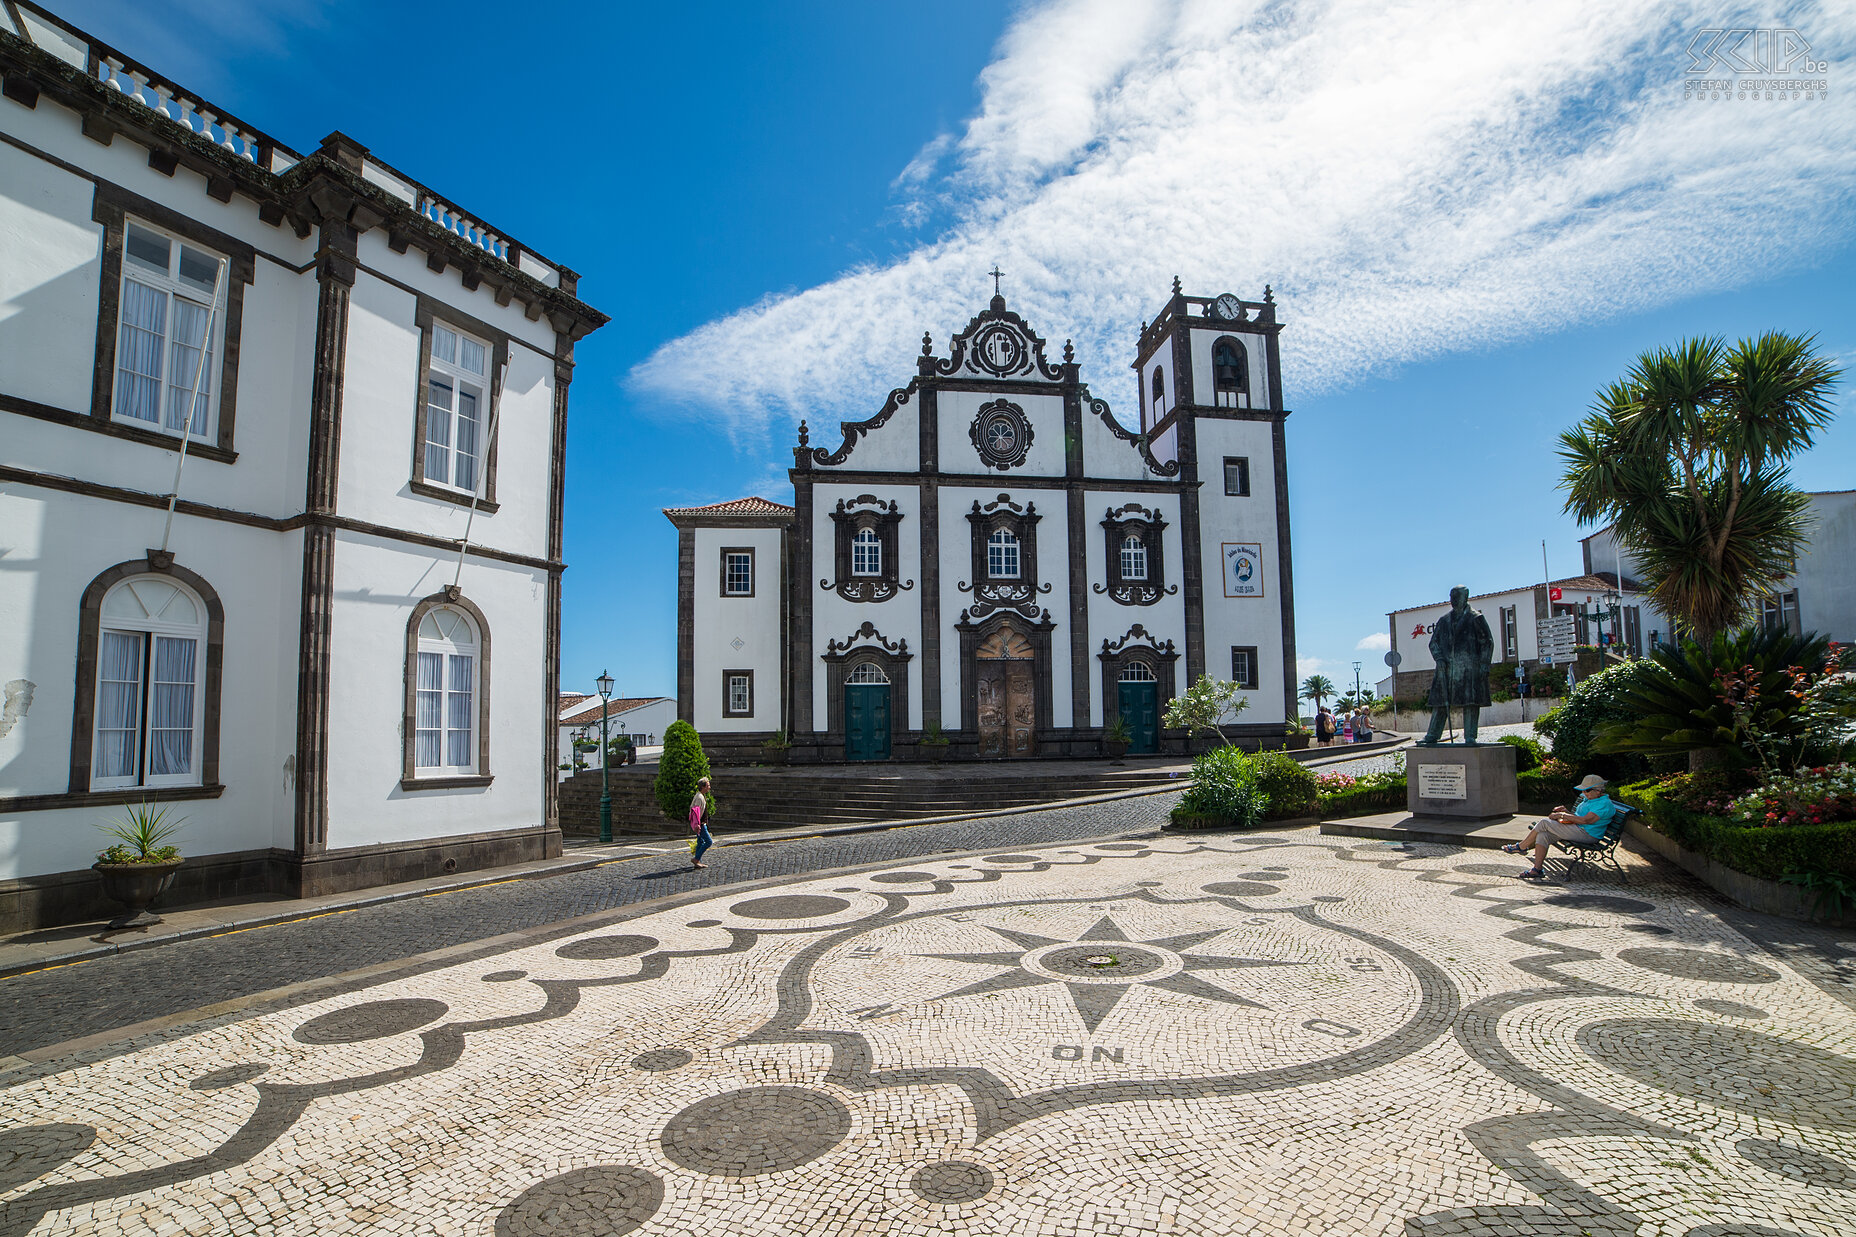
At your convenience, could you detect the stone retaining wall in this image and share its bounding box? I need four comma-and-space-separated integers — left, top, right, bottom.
1627, 818, 1852, 928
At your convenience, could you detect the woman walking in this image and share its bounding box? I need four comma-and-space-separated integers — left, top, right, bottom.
1315, 706, 1335, 747
689, 776, 714, 870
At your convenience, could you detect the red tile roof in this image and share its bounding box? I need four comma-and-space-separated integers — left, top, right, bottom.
559, 697, 668, 727
661, 496, 795, 517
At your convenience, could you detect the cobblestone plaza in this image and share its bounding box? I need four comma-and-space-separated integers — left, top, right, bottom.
2, 814, 1854, 1235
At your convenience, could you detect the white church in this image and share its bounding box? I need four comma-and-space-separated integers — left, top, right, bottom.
0, 3, 605, 930
667, 281, 1297, 762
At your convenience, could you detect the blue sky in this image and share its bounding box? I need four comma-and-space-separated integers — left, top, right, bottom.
59, 0, 1856, 702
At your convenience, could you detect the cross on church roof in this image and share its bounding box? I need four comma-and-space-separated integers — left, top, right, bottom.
989, 265, 1004, 296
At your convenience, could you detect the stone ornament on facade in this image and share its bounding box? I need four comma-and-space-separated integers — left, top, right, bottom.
2, 834, 1846, 1234
821, 495, 915, 602
933, 294, 1066, 383
967, 398, 1035, 471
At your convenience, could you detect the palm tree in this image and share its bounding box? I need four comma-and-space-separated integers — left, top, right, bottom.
1300, 675, 1336, 710
1559, 332, 1840, 643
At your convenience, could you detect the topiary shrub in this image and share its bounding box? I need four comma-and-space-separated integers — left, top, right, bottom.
1252, 751, 1318, 820
1542, 659, 1665, 780
1171, 746, 1264, 828
654, 720, 713, 823
1498, 734, 1545, 772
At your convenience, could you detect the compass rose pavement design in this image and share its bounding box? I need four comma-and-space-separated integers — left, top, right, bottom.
3, 833, 1856, 1236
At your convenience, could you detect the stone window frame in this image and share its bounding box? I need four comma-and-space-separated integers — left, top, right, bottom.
1150, 364, 1167, 423
722, 669, 755, 718
825, 497, 906, 602
1499, 605, 1518, 660
1223, 456, 1251, 497
1231, 645, 1259, 690
66, 554, 225, 801
76, 183, 256, 465
721, 547, 756, 597
401, 590, 493, 790
821, 624, 913, 741
1211, 335, 1251, 409
110, 216, 230, 448
967, 500, 1040, 592
408, 298, 508, 513
1095, 504, 1176, 608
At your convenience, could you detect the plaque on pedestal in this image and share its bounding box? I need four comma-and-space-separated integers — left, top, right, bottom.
1407, 743, 1517, 819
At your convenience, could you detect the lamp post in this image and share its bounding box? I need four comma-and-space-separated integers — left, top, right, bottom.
1602, 589, 1623, 657
1351, 660, 1363, 705
596, 669, 614, 844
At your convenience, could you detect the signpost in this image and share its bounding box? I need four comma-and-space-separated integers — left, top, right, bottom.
1538, 615, 1577, 665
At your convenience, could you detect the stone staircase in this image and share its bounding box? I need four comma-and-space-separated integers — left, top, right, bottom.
558, 762, 1186, 839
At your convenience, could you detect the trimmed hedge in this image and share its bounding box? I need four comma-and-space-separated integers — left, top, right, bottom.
1317, 780, 1408, 818
1498, 734, 1545, 772
1254, 751, 1319, 820
654, 720, 712, 823
1624, 779, 1856, 881
1517, 766, 1578, 807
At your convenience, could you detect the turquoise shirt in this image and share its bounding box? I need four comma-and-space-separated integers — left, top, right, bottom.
1573, 794, 1620, 839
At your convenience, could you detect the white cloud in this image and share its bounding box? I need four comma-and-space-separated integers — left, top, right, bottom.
1355, 632, 1392, 652
632, 0, 1856, 429
1296, 657, 1326, 677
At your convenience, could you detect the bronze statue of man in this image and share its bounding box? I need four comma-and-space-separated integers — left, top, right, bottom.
1418, 585, 1494, 745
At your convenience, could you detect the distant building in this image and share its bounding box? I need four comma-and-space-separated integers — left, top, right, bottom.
0, 3, 606, 931
668, 283, 1299, 762
557, 694, 676, 770
1382, 572, 1671, 700
1579, 490, 1856, 642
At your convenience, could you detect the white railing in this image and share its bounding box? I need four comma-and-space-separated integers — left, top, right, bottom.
413, 191, 511, 263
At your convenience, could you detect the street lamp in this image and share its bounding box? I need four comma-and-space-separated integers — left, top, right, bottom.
1351, 660, 1363, 704
596, 669, 614, 844
1601, 590, 1623, 656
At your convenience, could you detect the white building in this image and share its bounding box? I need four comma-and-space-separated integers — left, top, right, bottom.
667, 284, 1297, 761
1382, 572, 1672, 700
1580, 490, 1856, 642
0, 3, 605, 930
557, 694, 676, 770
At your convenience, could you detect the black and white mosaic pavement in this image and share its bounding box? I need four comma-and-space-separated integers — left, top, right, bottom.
2, 830, 1854, 1235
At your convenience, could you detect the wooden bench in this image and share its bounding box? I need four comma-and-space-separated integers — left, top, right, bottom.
1549, 805, 1635, 884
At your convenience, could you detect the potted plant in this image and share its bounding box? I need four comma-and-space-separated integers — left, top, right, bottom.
93, 802, 185, 929
919, 720, 950, 762
1284, 718, 1312, 750
1103, 716, 1133, 759
609, 734, 636, 767
761, 729, 793, 765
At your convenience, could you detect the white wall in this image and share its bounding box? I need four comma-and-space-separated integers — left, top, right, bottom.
810, 483, 923, 730
937, 389, 1066, 477
0, 491, 301, 878
1194, 418, 1286, 722
1083, 490, 1187, 726
691, 526, 784, 733
810, 388, 920, 473
1188, 328, 1270, 409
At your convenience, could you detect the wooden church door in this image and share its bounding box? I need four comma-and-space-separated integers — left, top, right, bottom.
976, 625, 1036, 758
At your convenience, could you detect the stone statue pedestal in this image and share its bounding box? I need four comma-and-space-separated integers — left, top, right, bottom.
1407, 744, 1517, 819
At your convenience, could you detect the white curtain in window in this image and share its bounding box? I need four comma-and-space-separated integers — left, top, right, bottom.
425, 378, 453, 482
453, 387, 480, 492
147, 635, 197, 775
164, 298, 213, 435
446, 655, 474, 767
95, 631, 144, 779
117, 280, 167, 424
415, 651, 444, 767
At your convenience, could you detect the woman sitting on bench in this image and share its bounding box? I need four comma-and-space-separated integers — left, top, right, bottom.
1503, 773, 1619, 880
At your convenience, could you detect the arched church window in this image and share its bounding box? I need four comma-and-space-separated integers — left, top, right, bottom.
92, 575, 207, 788
846, 661, 889, 684
851, 527, 882, 577
1213, 337, 1249, 408
415, 606, 479, 773
987, 528, 1021, 579
1119, 535, 1148, 582
1119, 661, 1157, 682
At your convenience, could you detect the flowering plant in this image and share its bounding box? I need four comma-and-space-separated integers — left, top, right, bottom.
1315, 771, 1357, 793
1655, 767, 1758, 815
1726, 763, 1856, 828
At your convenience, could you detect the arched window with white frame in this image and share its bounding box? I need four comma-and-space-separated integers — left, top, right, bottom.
1119, 661, 1157, 682
846, 661, 890, 684
1120, 534, 1148, 582
851, 527, 882, 577
92, 575, 207, 789
414, 607, 479, 773
987, 528, 1021, 579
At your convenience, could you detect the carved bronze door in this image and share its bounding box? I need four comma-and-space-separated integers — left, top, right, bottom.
976, 666, 1007, 758
1004, 660, 1035, 757
976, 624, 1037, 759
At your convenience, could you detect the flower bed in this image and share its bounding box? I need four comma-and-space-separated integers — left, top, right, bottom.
1725, 763, 1856, 827
1622, 775, 1856, 882
1317, 780, 1408, 818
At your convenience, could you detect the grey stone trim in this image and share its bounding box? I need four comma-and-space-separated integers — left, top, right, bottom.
1066, 487, 1090, 726
287, 823, 558, 900
790, 478, 815, 733
401, 589, 493, 786
676, 525, 694, 724
1222, 456, 1251, 497
1, 392, 238, 465
1231, 644, 1260, 690
802, 469, 1188, 495
1099, 625, 1179, 728
820, 628, 913, 749
722, 669, 755, 719
919, 404, 942, 725
65, 554, 225, 795
1097, 504, 1175, 607
1272, 415, 1297, 716
87, 180, 255, 460
0, 466, 560, 571
295, 218, 354, 857
406, 294, 508, 508
823, 498, 909, 601
0, 783, 225, 815
954, 609, 1056, 756
1170, 323, 1207, 685
720, 545, 756, 598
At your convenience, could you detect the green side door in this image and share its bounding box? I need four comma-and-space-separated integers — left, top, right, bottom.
1118, 682, 1159, 753
845, 684, 892, 761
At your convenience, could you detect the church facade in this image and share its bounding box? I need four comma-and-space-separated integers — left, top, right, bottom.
666, 283, 1296, 762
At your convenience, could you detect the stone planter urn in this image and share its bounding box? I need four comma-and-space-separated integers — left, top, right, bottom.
1103, 738, 1132, 759
1286, 734, 1311, 750
93, 858, 184, 929
920, 742, 950, 762
762, 746, 792, 766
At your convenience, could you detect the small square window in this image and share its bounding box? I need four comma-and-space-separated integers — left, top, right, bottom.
1231, 645, 1259, 690
1224, 457, 1251, 497
722, 549, 755, 596
723, 670, 754, 718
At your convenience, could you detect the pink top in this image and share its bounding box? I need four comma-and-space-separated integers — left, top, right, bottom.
689, 792, 706, 832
